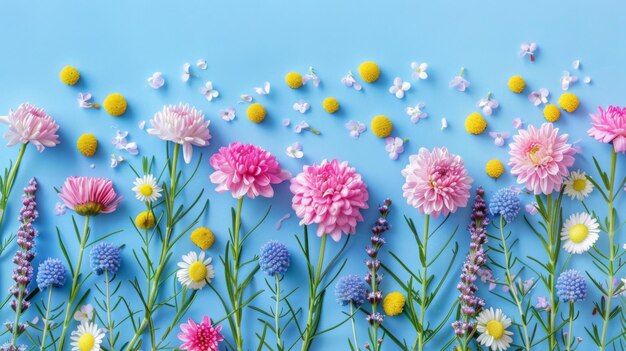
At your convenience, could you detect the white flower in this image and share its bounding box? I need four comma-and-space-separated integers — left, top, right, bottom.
341, 71, 362, 91
477, 93, 499, 116
561, 212, 600, 254
476, 308, 513, 351
406, 103, 427, 123
410, 62, 428, 80
147, 72, 165, 89
302, 67, 320, 87
441, 118, 448, 130
70, 321, 105, 351
219, 107, 236, 122
132, 174, 162, 203
196, 59, 207, 70
345, 120, 366, 138
254, 81, 270, 95
488, 132, 510, 147
389, 77, 411, 99
528, 88, 549, 106
177, 251, 215, 290
200, 81, 219, 101
110, 154, 125, 168
563, 170, 593, 200
519, 42, 537, 61
286, 142, 303, 158
293, 100, 310, 114
111, 130, 138, 155
561, 71, 578, 90
385, 137, 404, 160
73, 304, 94, 322
181, 63, 192, 82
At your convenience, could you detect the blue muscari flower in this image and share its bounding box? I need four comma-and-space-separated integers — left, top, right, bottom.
259, 240, 290, 276
556, 269, 587, 303
335, 274, 367, 307
489, 188, 521, 223
36, 258, 66, 290
90, 242, 121, 275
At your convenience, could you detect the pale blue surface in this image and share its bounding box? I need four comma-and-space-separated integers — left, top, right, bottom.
0, 0, 624, 350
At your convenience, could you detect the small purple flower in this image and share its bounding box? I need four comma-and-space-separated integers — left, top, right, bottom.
200, 81, 219, 101
449, 67, 470, 91
294, 121, 309, 134
254, 81, 270, 95
512, 118, 523, 130
286, 142, 303, 159
112, 130, 138, 155
561, 71, 578, 91
488, 132, 510, 147
528, 88, 549, 106
406, 103, 427, 124
341, 71, 362, 91
219, 107, 236, 122
477, 93, 499, 116
525, 203, 538, 216
302, 67, 320, 87
520, 42, 537, 61
410, 62, 428, 80
147, 72, 165, 89
385, 137, 404, 160
389, 77, 411, 99
345, 120, 366, 138
293, 100, 310, 114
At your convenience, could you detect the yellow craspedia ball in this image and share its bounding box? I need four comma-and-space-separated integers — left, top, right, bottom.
190, 227, 215, 250
358, 61, 380, 83
103, 93, 127, 116
558, 93, 580, 113
76, 133, 98, 157
371, 115, 393, 138
486, 159, 505, 179
285, 72, 303, 89
382, 292, 406, 316
247, 103, 267, 123
508, 75, 526, 93
135, 211, 156, 230
465, 112, 487, 135
59, 66, 80, 85
543, 104, 561, 122
322, 97, 339, 114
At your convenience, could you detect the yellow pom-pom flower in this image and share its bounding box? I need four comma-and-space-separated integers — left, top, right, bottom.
383, 292, 406, 316
285, 72, 303, 89
247, 103, 267, 123
190, 227, 215, 250
508, 75, 526, 93
322, 97, 339, 114
103, 93, 127, 116
77, 133, 98, 156
543, 104, 561, 122
465, 112, 487, 135
486, 159, 505, 179
135, 211, 156, 230
558, 93, 580, 113
358, 61, 380, 83
59, 66, 80, 85
371, 115, 393, 138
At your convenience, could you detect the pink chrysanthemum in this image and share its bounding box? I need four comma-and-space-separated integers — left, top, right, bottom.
290, 159, 369, 242
401, 147, 473, 218
147, 103, 211, 164
209, 142, 291, 199
178, 316, 223, 351
0, 103, 60, 152
509, 123, 576, 195
58, 176, 122, 216
588, 105, 626, 153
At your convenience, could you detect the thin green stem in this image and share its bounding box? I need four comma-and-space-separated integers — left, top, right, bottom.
0, 143, 27, 231
105, 270, 115, 351
600, 149, 617, 351
349, 302, 359, 351
40, 286, 54, 351
301, 234, 327, 351
275, 274, 283, 351
232, 196, 245, 351
566, 301, 574, 351
10, 285, 26, 347
417, 215, 430, 351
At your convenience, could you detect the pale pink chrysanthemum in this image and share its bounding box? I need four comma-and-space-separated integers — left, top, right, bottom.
509, 123, 576, 195
0, 103, 60, 152
147, 103, 211, 164
209, 142, 291, 199
401, 147, 473, 218
588, 106, 626, 153
290, 159, 369, 242
178, 316, 223, 351
58, 176, 122, 216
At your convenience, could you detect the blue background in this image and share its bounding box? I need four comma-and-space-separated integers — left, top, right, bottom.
0, 0, 624, 350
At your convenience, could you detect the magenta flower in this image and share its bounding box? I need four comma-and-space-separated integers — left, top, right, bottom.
588, 106, 626, 153
209, 142, 290, 199
509, 123, 576, 195
0, 103, 60, 152
290, 159, 369, 242
58, 176, 122, 216
147, 104, 211, 164
401, 147, 473, 218
178, 316, 223, 351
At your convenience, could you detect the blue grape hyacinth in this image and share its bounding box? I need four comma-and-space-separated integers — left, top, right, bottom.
335, 274, 367, 307
489, 187, 521, 223
90, 242, 121, 275
259, 240, 290, 276
556, 269, 587, 303
36, 258, 66, 290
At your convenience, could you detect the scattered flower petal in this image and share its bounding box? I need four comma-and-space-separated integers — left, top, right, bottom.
219, 107, 236, 122
196, 59, 207, 70
293, 100, 310, 114
254, 81, 271, 95
525, 203, 538, 216
406, 103, 427, 123
77, 93, 99, 109
275, 213, 291, 230
147, 72, 165, 89
54, 202, 66, 216
138, 120, 146, 130
441, 118, 448, 130
74, 304, 94, 322
282, 119, 291, 127
389, 77, 411, 99
286, 142, 304, 159
488, 131, 510, 147
535, 296, 550, 310
520, 42, 537, 61
561, 71, 578, 90
410, 62, 428, 80
345, 120, 366, 138
110, 154, 125, 168
181, 63, 191, 82
449, 67, 470, 91
477, 92, 499, 116
584, 76, 592, 84
200, 81, 219, 101
512, 118, 523, 130
238, 95, 253, 104
528, 88, 549, 106
302, 67, 320, 87
112, 130, 139, 155
572, 59, 581, 70
341, 71, 362, 91
385, 137, 405, 160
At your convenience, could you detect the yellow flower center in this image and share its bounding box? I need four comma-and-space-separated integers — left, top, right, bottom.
74, 202, 105, 216
188, 261, 208, 282
569, 224, 589, 243
486, 320, 505, 340
139, 184, 154, 197
572, 179, 587, 192
78, 333, 95, 351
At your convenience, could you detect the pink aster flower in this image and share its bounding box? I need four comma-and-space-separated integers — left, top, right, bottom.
290, 159, 369, 242
401, 147, 473, 218
147, 103, 211, 164
0, 103, 60, 152
508, 123, 576, 195
58, 176, 122, 216
178, 316, 223, 351
588, 106, 626, 153
209, 142, 291, 199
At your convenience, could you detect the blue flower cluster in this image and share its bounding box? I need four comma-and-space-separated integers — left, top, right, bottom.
90, 242, 121, 275
36, 258, 66, 290
335, 274, 367, 307
259, 240, 290, 276
489, 187, 521, 223
556, 269, 587, 303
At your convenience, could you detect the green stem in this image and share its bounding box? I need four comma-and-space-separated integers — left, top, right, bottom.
0, 143, 27, 232
232, 196, 245, 351
105, 270, 115, 351
40, 286, 54, 351
566, 301, 574, 351
349, 302, 359, 351
275, 274, 282, 351
10, 285, 26, 347
541, 193, 558, 351
417, 215, 430, 351
301, 234, 327, 351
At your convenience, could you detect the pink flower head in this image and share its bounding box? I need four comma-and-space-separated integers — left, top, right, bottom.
178, 316, 223, 351
209, 142, 290, 199
0, 103, 60, 152
588, 106, 626, 153
401, 147, 473, 218
509, 123, 576, 195
290, 159, 369, 242
147, 103, 211, 164
58, 176, 122, 216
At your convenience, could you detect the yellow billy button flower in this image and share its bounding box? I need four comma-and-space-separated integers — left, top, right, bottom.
507, 75, 526, 93
103, 93, 127, 116
190, 227, 215, 250
285, 72, 303, 89
77, 133, 98, 157
558, 93, 580, 113
322, 97, 339, 114
465, 112, 487, 135
59, 65, 80, 85
382, 292, 406, 316
358, 61, 380, 83
371, 115, 393, 138
247, 103, 267, 123
543, 104, 561, 122
485, 159, 505, 179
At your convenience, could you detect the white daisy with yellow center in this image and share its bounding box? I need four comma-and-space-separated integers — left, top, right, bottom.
70, 321, 105, 351
132, 174, 162, 202
177, 251, 215, 290
476, 307, 513, 351
563, 170, 593, 200
560, 212, 600, 254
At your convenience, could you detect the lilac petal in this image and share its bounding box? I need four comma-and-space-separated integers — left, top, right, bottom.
393, 77, 402, 86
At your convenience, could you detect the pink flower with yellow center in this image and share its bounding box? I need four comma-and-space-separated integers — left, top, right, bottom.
588, 105, 626, 153
58, 176, 122, 216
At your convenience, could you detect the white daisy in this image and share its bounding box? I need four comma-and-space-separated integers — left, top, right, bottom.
561, 212, 600, 254
177, 251, 215, 290
132, 174, 162, 202
70, 321, 106, 351
476, 307, 513, 351
563, 170, 593, 200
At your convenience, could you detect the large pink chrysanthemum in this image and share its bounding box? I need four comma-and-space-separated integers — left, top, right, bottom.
290, 159, 369, 242
588, 105, 626, 153
509, 123, 576, 195
178, 316, 223, 351
209, 142, 291, 199
147, 103, 211, 164
401, 147, 473, 218
0, 103, 60, 152
58, 176, 122, 216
